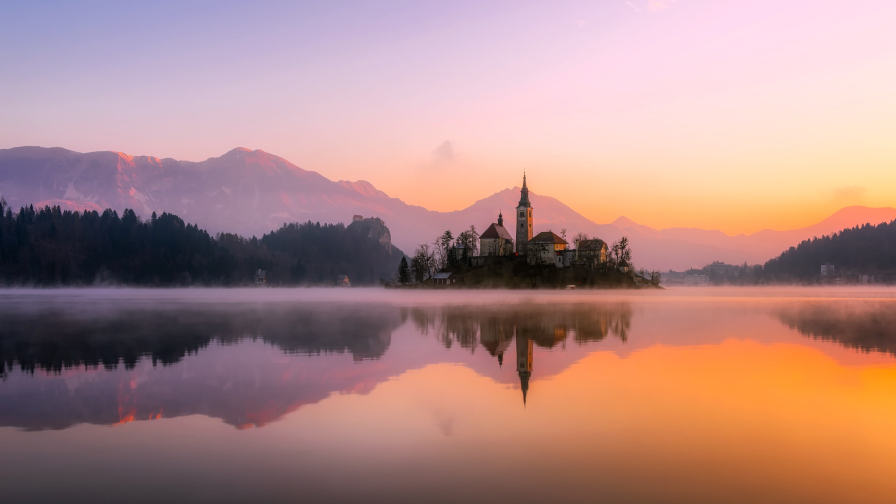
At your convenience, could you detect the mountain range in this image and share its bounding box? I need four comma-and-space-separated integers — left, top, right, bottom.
2, 146, 894, 271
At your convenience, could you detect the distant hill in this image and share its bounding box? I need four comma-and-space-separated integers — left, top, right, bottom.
762, 219, 896, 282
3, 146, 895, 270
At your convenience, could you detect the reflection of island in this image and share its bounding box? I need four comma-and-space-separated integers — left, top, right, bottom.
410, 304, 632, 403
778, 303, 896, 357
0, 302, 633, 430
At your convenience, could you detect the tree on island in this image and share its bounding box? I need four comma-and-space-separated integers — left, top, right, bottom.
434, 230, 454, 270
411, 244, 435, 283
610, 236, 632, 271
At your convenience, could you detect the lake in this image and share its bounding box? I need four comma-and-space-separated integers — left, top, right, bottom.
2, 287, 896, 503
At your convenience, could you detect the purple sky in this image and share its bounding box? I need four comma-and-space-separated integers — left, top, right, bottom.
2, 0, 895, 232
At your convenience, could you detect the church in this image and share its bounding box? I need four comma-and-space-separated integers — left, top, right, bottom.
477, 175, 565, 263
479, 211, 514, 256
477, 174, 540, 257
477, 174, 608, 268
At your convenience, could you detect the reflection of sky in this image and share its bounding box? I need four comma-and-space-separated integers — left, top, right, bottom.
3, 289, 896, 502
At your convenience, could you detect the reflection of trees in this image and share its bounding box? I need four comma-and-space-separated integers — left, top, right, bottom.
777, 304, 896, 357
407, 303, 633, 353
0, 305, 403, 377
407, 303, 634, 406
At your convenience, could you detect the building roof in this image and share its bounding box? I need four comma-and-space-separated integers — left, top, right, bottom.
433, 272, 453, 279
480, 223, 514, 241
577, 238, 607, 251
528, 231, 567, 245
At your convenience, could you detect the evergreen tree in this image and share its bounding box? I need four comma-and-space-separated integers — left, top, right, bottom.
398, 256, 410, 284
0, 205, 405, 286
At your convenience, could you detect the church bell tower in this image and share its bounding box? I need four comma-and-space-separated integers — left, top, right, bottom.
516, 173, 533, 254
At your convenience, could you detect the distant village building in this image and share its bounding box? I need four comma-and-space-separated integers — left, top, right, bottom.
254, 269, 266, 285
433, 272, 455, 285
336, 275, 351, 287
821, 264, 835, 276
526, 231, 568, 267
684, 274, 709, 286
479, 211, 515, 256
516, 174, 534, 254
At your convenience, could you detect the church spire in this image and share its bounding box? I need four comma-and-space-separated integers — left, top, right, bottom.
516, 334, 533, 407
520, 372, 529, 406
498, 210, 504, 227
518, 172, 530, 207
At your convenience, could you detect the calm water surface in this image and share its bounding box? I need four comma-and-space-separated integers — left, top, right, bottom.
2, 287, 896, 504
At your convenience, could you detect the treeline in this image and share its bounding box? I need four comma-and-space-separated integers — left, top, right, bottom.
679, 219, 896, 285
0, 199, 403, 285
762, 219, 896, 282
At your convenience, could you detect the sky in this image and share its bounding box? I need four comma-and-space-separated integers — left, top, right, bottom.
1, 0, 895, 234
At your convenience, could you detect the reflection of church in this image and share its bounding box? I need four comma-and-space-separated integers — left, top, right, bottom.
477, 309, 631, 405
517, 334, 532, 405
478, 324, 534, 405
412, 304, 632, 405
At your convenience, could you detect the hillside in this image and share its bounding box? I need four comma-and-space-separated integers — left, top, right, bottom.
762, 220, 896, 282
3, 146, 895, 271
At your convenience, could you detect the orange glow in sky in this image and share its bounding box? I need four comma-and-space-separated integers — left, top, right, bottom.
2, 1, 895, 233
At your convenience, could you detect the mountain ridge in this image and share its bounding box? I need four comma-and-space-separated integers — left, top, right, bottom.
2, 145, 893, 270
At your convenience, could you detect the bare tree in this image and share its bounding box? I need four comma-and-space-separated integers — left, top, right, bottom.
610, 236, 632, 271
454, 230, 475, 263
412, 243, 436, 282
468, 224, 479, 256
433, 230, 454, 270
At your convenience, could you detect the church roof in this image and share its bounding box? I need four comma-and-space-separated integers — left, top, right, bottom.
528, 231, 567, 245
480, 223, 513, 241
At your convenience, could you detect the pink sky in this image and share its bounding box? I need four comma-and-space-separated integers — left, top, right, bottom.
1, 0, 894, 233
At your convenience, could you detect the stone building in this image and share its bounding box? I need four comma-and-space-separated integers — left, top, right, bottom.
576, 239, 608, 266
526, 231, 568, 267
479, 212, 514, 256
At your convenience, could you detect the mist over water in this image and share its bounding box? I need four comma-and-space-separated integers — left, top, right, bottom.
2, 287, 896, 503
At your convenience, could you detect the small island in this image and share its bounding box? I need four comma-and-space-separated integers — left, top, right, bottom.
394, 175, 661, 289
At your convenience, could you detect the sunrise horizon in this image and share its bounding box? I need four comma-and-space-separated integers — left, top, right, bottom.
4, 0, 895, 237
6, 141, 891, 237
4, 3, 896, 502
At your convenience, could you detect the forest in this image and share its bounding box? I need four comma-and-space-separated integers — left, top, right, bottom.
0, 199, 404, 286
762, 219, 896, 282
675, 219, 896, 285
